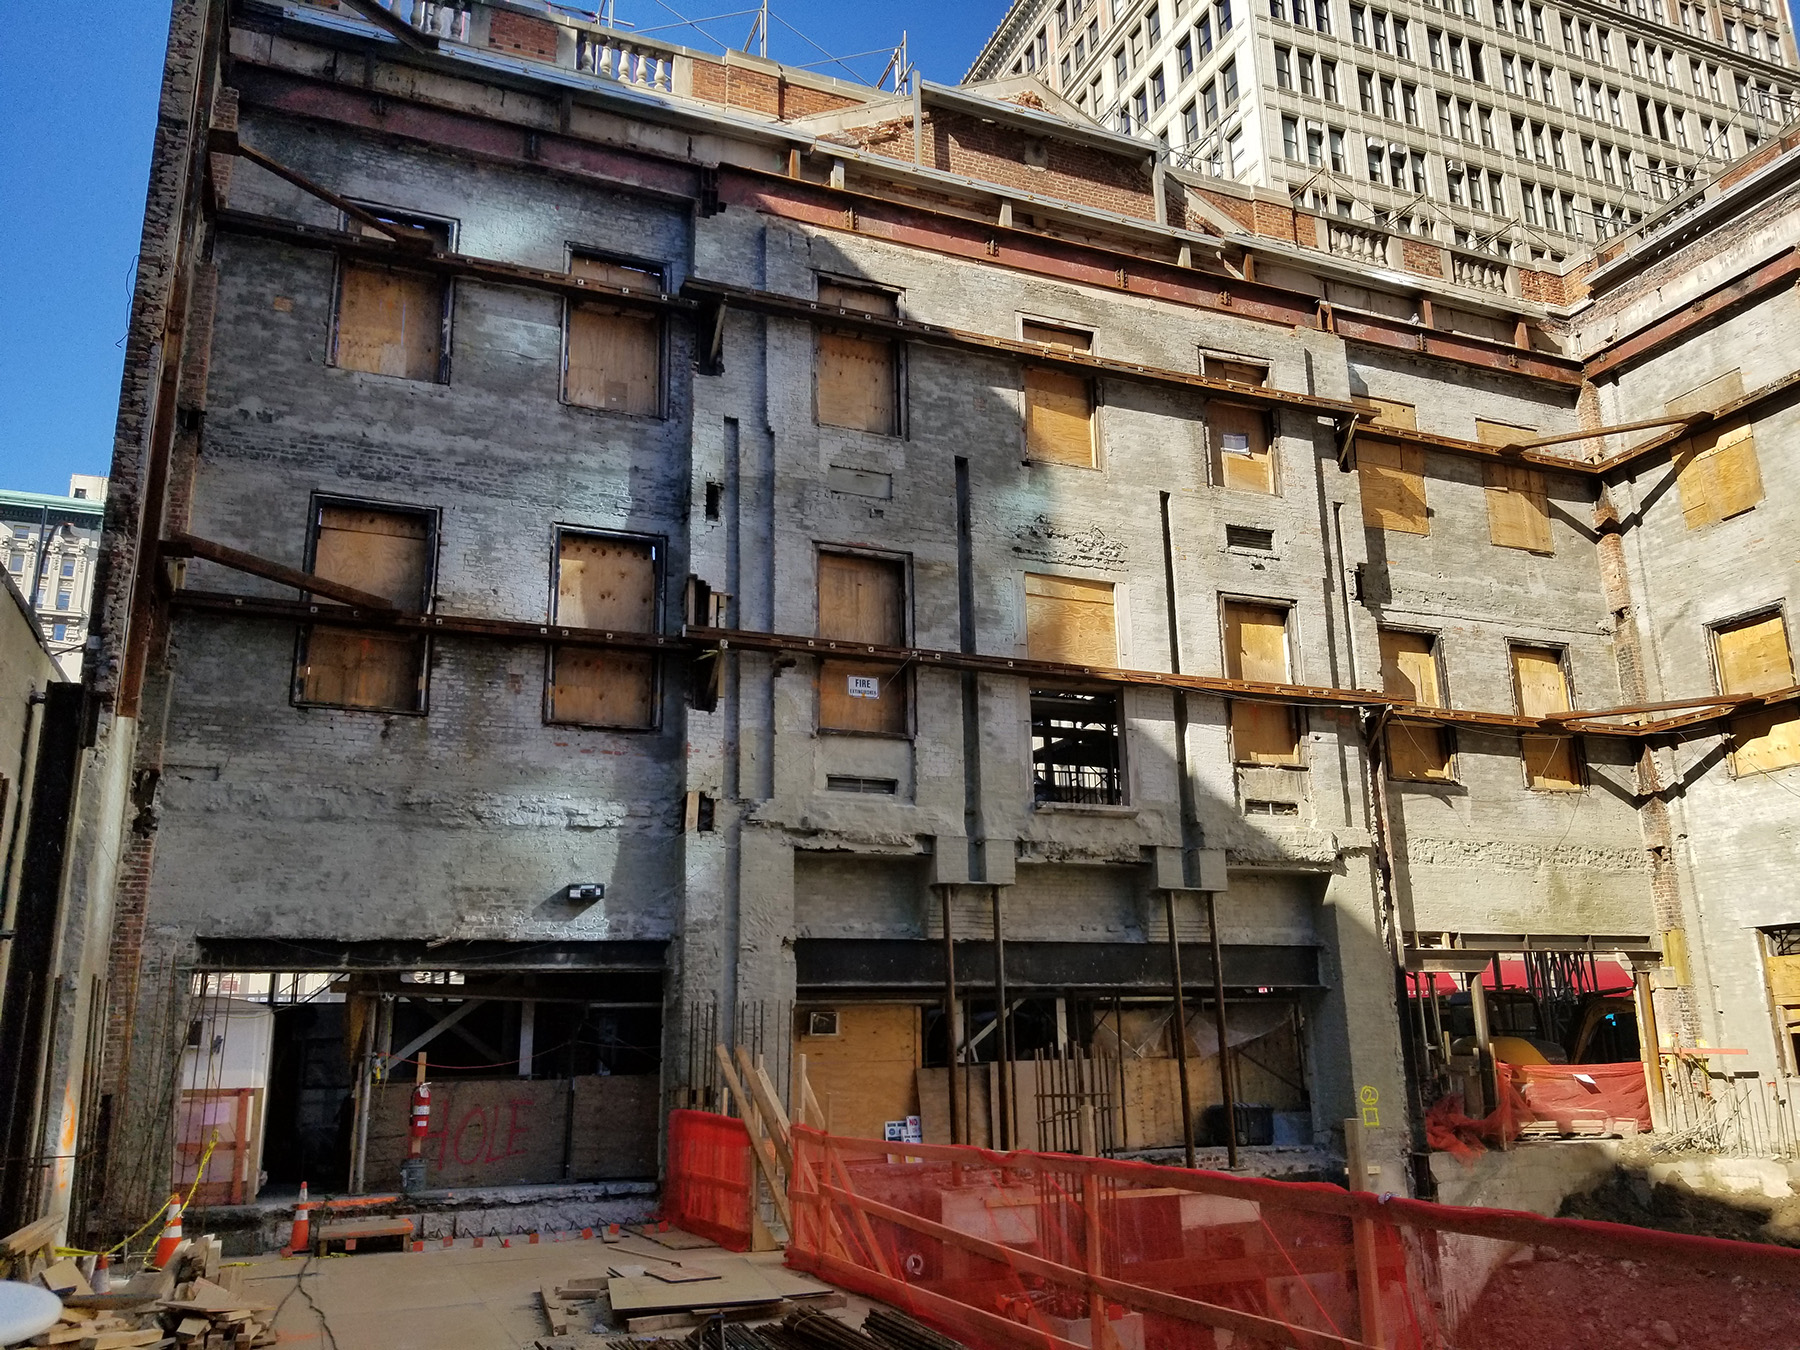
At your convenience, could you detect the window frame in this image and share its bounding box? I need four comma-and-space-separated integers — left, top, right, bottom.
1708, 605, 1800, 778
812, 274, 907, 439
815, 545, 914, 739
293, 493, 440, 716
1030, 683, 1128, 807
560, 247, 669, 420
1018, 316, 1101, 470
1508, 641, 1584, 791
1220, 596, 1304, 768
543, 525, 666, 731
328, 206, 456, 385
1377, 625, 1457, 783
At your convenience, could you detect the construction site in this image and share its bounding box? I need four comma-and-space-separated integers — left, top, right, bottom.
4, 0, 1800, 1345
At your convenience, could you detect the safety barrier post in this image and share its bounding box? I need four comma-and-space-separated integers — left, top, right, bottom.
1345, 1116, 1385, 1349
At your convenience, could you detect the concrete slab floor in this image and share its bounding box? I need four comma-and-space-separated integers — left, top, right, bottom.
238, 1235, 872, 1350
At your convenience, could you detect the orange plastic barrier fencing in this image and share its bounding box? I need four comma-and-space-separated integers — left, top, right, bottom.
661, 1108, 754, 1252
785, 1125, 1800, 1350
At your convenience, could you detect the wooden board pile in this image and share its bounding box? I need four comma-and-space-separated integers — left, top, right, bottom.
535, 1250, 845, 1339
14, 1235, 276, 1350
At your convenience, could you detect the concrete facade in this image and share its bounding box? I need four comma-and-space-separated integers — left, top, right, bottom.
24, 0, 1800, 1242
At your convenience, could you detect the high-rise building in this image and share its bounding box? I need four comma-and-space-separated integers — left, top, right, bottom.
969, 0, 1798, 257
0, 475, 107, 678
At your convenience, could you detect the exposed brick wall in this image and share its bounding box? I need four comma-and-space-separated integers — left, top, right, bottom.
488, 10, 559, 62
690, 59, 779, 117
101, 830, 157, 1099
1400, 238, 1443, 278
1195, 187, 1256, 233
1250, 200, 1298, 243
829, 111, 1156, 221
779, 82, 862, 118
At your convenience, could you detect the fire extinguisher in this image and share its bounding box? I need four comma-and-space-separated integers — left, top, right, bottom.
410, 1080, 431, 1150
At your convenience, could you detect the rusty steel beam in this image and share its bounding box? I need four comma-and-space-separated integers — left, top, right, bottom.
213, 210, 695, 313
336, 0, 440, 51
211, 132, 430, 248
163, 532, 398, 612
1583, 247, 1800, 380
684, 277, 1361, 419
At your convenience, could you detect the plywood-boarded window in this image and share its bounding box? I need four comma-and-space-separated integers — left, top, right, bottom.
797, 1004, 921, 1141
1511, 644, 1581, 790
1666, 369, 1744, 417
549, 533, 658, 729
1378, 629, 1452, 781
1484, 463, 1553, 553
819, 551, 908, 735
1224, 600, 1300, 765
565, 255, 662, 416
296, 504, 432, 712
1760, 925, 1800, 1074
1024, 573, 1116, 667
333, 215, 449, 382
1714, 610, 1800, 774
1352, 396, 1417, 430
1021, 322, 1096, 468
1202, 352, 1269, 386
1211, 402, 1274, 494
1475, 418, 1536, 447
816, 281, 899, 435
1358, 439, 1428, 534
1674, 420, 1763, 529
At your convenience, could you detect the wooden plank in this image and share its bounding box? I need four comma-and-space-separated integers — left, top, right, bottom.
1512, 645, 1581, 789
1474, 418, 1536, 447
713, 1046, 793, 1232
568, 1075, 660, 1179
1024, 367, 1096, 466
818, 553, 908, 733
1378, 631, 1451, 781
817, 331, 897, 433
1352, 396, 1416, 430
162, 533, 398, 612
1225, 602, 1299, 765
551, 532, 658, 728
607, 1261, 784, 1313
1024, 574, 1116, 666
735, 1045, 793, 1174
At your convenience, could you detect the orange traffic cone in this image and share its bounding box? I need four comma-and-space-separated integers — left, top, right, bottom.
92, 1252, 112, 1295
150, 1193, 184, 1269
287, 1181, 313, 1256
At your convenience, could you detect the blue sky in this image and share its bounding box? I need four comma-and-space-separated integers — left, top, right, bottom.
0, 2, 1007, 499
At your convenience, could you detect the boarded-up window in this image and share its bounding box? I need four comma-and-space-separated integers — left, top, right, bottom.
1714, 611, 1800, 774
1358, 439, 1428, 534
816, 282, 899, 434
1202, 352, 1269, 386
1666, 369, 1744, 417
1224, 601, 1299, 765
549, 533, 658, 729
1378, 629, 1451, 781
1674, 420, 1763, 529
1761, 926, 1800, 1074
819, 551, 908, 734
1211, 402, 1274, 494
1511, 644, 1581, 790
1484, 463, 1553, 553
1475, 418, 1536, 447
1352, 396, 1417, 430
297, 504, 432, 712
1024, 573, 1116, 667
1022, 322, 1095, 467
565, 255, 662, 416
333, 216, 448, 382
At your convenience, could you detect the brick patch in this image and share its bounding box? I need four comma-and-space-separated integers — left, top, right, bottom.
489, 10, 560, 62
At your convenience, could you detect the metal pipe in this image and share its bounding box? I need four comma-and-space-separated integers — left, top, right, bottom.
1165, 891, 1196, 1170
1207, 890, 1239, 1170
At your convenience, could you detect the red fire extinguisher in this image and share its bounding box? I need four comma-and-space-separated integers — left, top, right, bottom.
409, 1080, 431, 1151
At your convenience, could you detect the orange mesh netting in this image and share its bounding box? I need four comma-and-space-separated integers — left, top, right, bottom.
1426, 1062, 1652, 1164
661, 1108, 754, 1252
784, 1126, 1800, 1350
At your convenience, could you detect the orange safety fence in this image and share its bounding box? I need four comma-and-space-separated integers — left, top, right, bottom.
785, 1125, 1800, 1350
1426, 1061, 1651, 1163
661, 1108, 754, 1252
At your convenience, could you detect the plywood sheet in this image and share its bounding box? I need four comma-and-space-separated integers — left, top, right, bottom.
1024, 573, 1116, 665
336, 262, 442, 381
819, 659, 907, 734
1352, 396, 1417, 430
817, 331, 897, 433
796, 1004, 920, 1141
1213, 402, 1273, 494
1676, 421, 1763, 528
818, 553, 905, 644
1483, 463, 1553, 553
550, 649, 655, 728
608, 1263, 785, 1313
1024, 366, 1095, 466
1358, 438, 1428, 534
568, 304, 659, 415
314, 506, 430, 606
558, 535, 656, 631
819, 281, 899, 318
1475, 418, 1536, 447
299, 629, 423, 711
570, 1074, 660, 1179
1732, 706, 1800, 774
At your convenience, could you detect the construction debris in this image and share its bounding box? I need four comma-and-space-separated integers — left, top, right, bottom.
593, 1305, 968, 1350
16, 1236, 276, 1350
